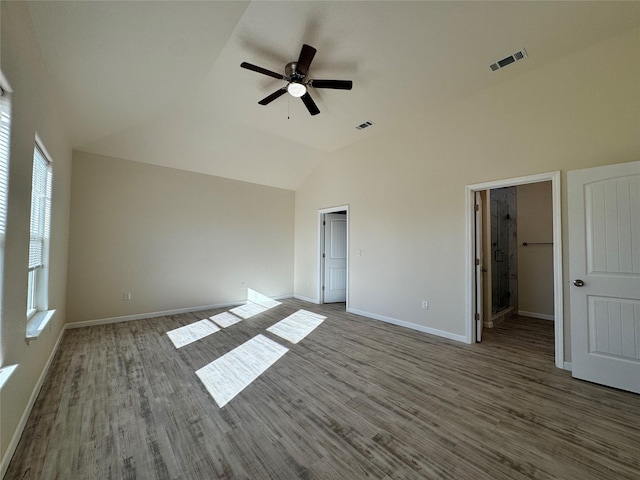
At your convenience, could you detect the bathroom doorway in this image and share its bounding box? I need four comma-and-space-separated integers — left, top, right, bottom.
466, 171, 564, 369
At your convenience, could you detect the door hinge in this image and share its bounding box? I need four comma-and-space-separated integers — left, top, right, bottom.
322, 286, 325, 291
475, 258, 480, 266
323, 221, 326, 226
475, 313, 480, 321
322, 253, 325, 258
474, 204, 480, 212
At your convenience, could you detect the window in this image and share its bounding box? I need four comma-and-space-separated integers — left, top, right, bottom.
0, 82, 15, 365
0, 86, 10, 329
0, 86, 10, 256
27, 142, 52, 320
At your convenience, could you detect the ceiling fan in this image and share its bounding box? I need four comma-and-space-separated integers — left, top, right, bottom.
240, 44, 352, 116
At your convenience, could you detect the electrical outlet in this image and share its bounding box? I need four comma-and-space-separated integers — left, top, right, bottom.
421, 300, 429, 309
123, 292, 132, 301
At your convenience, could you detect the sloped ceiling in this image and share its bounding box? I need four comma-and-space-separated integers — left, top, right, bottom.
26, 1, 640, 190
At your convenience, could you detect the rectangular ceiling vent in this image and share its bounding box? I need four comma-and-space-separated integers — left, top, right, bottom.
356, 121, 374, 130
490, 49, 527, 72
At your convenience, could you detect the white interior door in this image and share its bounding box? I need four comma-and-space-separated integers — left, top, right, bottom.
475, 191, 484, 341
323, 213, 347, 303
568, 160, 640, 394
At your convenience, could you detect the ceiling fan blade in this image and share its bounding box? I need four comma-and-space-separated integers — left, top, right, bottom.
241, 62, 285, 80
301, 92, 320, 116
258, 88, 287, 105
296, 44, 317, 77
310, 79, 353, 90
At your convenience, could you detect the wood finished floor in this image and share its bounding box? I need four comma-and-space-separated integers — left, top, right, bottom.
6, 300, 640, 479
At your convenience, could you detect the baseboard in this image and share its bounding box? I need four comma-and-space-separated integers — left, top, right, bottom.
66, 295, 294, 330
347, 308, 467, 343
1, 323, 67, 479
272, 294, 294, 301
66, 304, 242, 329
518, 310, 555, 321
563, 362, 572, 372
66, 302, 239, 329
293, 294, 319, 304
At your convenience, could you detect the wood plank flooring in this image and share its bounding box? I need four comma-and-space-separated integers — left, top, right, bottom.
5, 301, 640, 479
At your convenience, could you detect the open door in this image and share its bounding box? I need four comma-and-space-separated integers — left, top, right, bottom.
568, 160, 640, 394
474, 191, 484, 341
322, 212, 347, 303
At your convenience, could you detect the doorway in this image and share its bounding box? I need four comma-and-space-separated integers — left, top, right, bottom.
466, 172, 564, 369
318, 205, 349, 306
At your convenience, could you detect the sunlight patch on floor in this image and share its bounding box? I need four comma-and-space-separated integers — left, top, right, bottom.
210, 311, 243, 328
195, 334, 288, 407
266, 310, 326, 344
167, 319, 221, 348
171, 291, 327, 407
230, 289, 281, 319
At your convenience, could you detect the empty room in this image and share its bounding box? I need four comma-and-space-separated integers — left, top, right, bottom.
1, 1, 639, 479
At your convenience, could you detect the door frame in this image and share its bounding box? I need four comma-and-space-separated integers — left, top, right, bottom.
465, 171, 564, 369
318, 205, 349, 306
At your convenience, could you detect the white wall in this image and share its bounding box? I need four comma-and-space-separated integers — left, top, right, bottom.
0, 1, 72, 471
67, 151, 294, 323
294, 27, 640, 354
517, 182, 554, 319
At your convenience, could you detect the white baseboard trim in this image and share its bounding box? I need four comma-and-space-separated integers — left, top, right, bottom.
293, 294, 319, 304
1, 324, 67, 479
518, 310, 555, 321
66, 295, 294, 330
563, 362, 572, 372
65, 303, 241, 329
273, 294, 294, 301
347, 308, 467, 343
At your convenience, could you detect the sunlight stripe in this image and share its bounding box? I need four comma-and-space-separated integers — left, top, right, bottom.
229, 302, 271, 319
167, 319, 220, 348
210, 311, 242, 328
195, 334, 288, 407
266, 310, 326, 344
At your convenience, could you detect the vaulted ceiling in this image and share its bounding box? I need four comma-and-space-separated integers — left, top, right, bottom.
26, 1, 640, 190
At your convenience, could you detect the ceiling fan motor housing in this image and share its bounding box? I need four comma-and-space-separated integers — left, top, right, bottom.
285, 62, 305, 82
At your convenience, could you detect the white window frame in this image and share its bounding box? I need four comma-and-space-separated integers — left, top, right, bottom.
26, 138, 53, 333
26, 269, 38, 319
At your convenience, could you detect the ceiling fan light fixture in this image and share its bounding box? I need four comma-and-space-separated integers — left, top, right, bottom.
287, 82, 307, 98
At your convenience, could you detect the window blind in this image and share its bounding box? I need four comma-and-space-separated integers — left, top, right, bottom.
0, 95, 10, 245
28, 145, 51, 271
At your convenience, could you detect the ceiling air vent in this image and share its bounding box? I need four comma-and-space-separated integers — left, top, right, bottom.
356, 121, 374, 130
489, 48, 527, 72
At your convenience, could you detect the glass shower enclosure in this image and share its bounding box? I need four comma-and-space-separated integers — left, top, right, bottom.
490, 187, 517, 315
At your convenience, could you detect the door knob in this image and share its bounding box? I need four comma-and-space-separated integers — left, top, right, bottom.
573, 279, 585, 287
